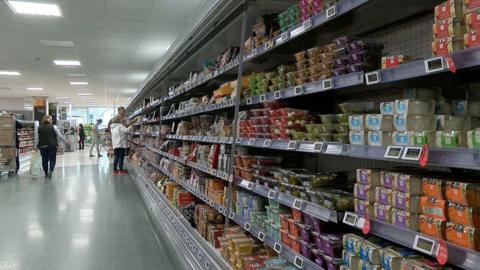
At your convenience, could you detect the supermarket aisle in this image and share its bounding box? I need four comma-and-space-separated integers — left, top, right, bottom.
0, 150, 183, 270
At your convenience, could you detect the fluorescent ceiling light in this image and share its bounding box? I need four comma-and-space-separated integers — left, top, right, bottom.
66, 73, 85, 77
78, 93, 92, 96
54, 60, 81, 66
70, 82, 88, 85
26, 87, 44, 91
39, 40, 74, 47
7, 1, 62, 17
56, 96, 70, 99
0, 70, 21, 76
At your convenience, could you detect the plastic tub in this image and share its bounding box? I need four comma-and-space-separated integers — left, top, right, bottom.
334, 57, 348, 69
292, 131, 306, 140
395, 99, 436, 115
321, 234, 343, 257
332, 134, 349, 143
252, 125, 270, 133
339, 101, 376, 113
394, 115, 436, 132
436, 115, 467, 131
333, 67, 347, 76
349, 130, 366, 145
367, 131, 393, 146
300, 240, 314, 260
251, 116, 270, 125
334, 124, 349, 133
280, 214, 291, 230
324, 254, 343, 270
318, 134, 333, 141
298, 223, 311, 242
320, 114, 337, 124
307, 58, 321, 66
366, 114, 394, 131
290, 235, 301, 253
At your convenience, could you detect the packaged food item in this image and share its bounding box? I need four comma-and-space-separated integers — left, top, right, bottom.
342, 250, 360, 270
436, 130, 467, 147
412, 131, 436, 146
400, 257, 450, 270
467, 129, 480, 149
452, 100, 468, 116
392, 191, 421, 213
392, 131, 414, 146
422, 178, 446, 200
392, 208, 420, 231
322, 234, 343, 257
342, 234, 363, 255
359, 240, 383, 265
445, 181, 480, 207
380, 171, 399, 189
448, 202, 480, 228
354, 183, 375, 201
436, 115, 469, 131
434, 0, 464, 21
446, 222, 480, 250
419, 214, 446, 238
381, 55, 406, 69
380, 102, 395, 115
374, 202, 392, 222
349, 130, 367, 145
466, 7, 480, 31
404, 88, 439, 100
464, 28, 480, 48
395, 99, 436, 115
366, 114, 394, 131
432, 36, 464, 56
433, 17, 466, 39
381, 246, 420, 270
375, 187, 393, 205
356, 169, 381, 186
355, 199, 374, 217
324, 254, 343, 270
358, 260, 381, 270
349, 115, 366, 131
395, 173, 423, 194
394, 115, 436, 132
368, 131, 393, 146
421, 196, 448, 221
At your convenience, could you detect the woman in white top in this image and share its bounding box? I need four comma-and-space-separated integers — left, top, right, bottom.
110, 117, 130, 174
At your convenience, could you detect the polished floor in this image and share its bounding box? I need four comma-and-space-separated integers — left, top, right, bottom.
0, 149, 183, 270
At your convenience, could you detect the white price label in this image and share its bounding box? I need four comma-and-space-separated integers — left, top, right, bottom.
248, 138, 256, 145
257, 231, 265, 242
402, 147, 423, 161
246, 98, 253, 105
323, 79, 333, 90
251, 48, 258, 57
294, 86, 304, 95
365, 71, 381, 85
294, 256, 304, 269
259, 94, 267, 102
263, 139, 272, 148
303, 18, 312, 30
274, 242, 282, 253
274, 90, 282, 100
313, 142, 324, 152
287, 141, 297, 150
244, 223, 251, 231
236, 138, 242, 144
229, 212, 235, 219
413, 235, 437, 255
267, 190, 277, 199
247, 182, 254, 190
326, 5, 337, 18
425, 57, 444, 73
292, 199, 304, 210
343, 212, 358, 226
325, 144, 343, 154
384, 146, 403, 159
281, 31, 290, 42
228, 175, 233, 183
265, 40, 274, 50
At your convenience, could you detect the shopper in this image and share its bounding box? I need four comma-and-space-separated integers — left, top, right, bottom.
78, 123, 85, 150
89, 119, 103, 157
35, 115, 66, 178
111, 117, 130, 174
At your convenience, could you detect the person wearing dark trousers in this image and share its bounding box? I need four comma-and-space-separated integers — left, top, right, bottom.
35, 115, 66, 179
113, 148, 126, 173
111, 107, 131, 174
78, 123, 85, 149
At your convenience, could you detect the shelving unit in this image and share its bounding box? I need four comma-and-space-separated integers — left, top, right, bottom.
17, 120, 34, 157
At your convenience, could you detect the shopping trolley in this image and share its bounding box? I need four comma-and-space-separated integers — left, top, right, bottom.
99, 132, 114, 157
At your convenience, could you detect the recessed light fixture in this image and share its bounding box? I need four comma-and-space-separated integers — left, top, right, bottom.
0, 70, 21, 76
78, 93, 92, 96
7, 1, 62, 17
70, 82, 88, 85
26, 87, 44, 91
39, 40, 74, 47
56, 97, 70, 100
54, 60, 81, 66
66, 74, 85, 77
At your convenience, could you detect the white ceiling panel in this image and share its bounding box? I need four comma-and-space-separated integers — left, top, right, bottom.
105, 0, 154, 21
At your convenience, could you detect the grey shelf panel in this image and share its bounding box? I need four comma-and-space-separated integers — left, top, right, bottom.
129, 100, 162, 119
142, 132, 160, 137
127, 162, 230, 270
342, 212, 480, 270
162, 99, 235, 121
142, 119, 161, 125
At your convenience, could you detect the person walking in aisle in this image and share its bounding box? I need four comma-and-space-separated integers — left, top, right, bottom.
89, 119, 103, 157
78, 123, 85, 150
34, 115, 66, 178
111, 117, 130, 174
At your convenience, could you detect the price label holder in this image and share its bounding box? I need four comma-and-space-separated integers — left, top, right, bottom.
263, 139, 272, 148
313, 142, 324, 153
244, 223, 251, 231
425, 57, 445, 73
292, 199, 304, 210
248, 138, 256, 145
216, 171, 222, 178
303, 18, 313, 30
265, 40, 274, 50
325, 144, 343, 155
228, 175, 233, 183
222, 172, 229, 180
436, 239, 448, 265
322, 78, 333, 90
294, 256, 304, 269
236, 138, 242, 144
229, 212, 235, 219
384, 146, 403, 159
259, 94, 267, 102
294, 86, 304, 95
247, 182, 255, 190
219, 207, 224, 213
365, 71, 381, 85
273, 91, 283, 101
209, 201, 214, 207
402, 147, 422, 161
274, 242, 283, 254
343, 212, 358, 226
267, 190, 277, 200
287, 141, 298, 150
413, 235, 437, 256
281, 31, 290, 42
326, 4, 337, 18
246, 98, 253, 105
257, 231, 265, 242
251, 48, 258, 57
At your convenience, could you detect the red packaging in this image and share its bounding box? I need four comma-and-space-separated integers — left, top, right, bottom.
464, 0, 480, 12
434, 0, 464, 21
466, 8, 480, 30
381, 55, 405, 69
464, 29, 480, 47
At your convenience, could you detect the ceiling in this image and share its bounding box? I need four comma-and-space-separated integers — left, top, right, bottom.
0, 0, 205, 107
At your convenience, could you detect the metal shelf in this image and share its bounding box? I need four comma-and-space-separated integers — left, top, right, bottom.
342, 212, 480, 270
162, 99, 235, 121
142, 119, 161, 125
127, 162, 230, 270
142, 132, 159, 137
128, 100, 162, 119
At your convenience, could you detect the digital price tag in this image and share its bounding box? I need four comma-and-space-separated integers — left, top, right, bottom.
248, 138, 256, 145
402, 147, 423, 161
325, 144, 343, 154
313, 142, 324, 152
247, 182, 254, 190
326, 5, 337, 18
263, 139, 272, 148
425, 57, 444, 73
281, 31, 290, 42
236, 138, 242, 144
322, 78, 333, 90
294, 86, 304, 95
267, 190, 277, 199
198, 251, 203, 259
303, 18, 313, 30
365, 71, 381, 85
246, 98, 253, 105
219, 207, 224, 213
257, 231, 265, 242
343, 212, 358, 226
273, 242, 283, 253
294, 256, 304, 269
413, 235, 437, 255
216, 171, 222, 178
287, 141, 298, 150
228, 175, 233, 183
244, 223, 251, 231
222, 172, 228, 180
292, 199, 304, 210
259, 94, 267, 102
209, 201, 214, 207
229, 212, 235, 219
384, 146, 403, 159
274, 90, 282, 100
265, 40, 274, 50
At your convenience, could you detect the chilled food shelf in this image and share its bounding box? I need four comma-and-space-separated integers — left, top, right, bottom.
163, 99, 235, 121
144, 144, 340, 223
342, 211, 480, 270
129, 100, 162, 119
127, 162, 230, 270
153, 160, 324, 270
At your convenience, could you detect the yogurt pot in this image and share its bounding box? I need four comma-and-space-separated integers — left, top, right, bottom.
368, 131, 393, 146
380, 102, 395, 115
366, 114, 394, 131
395, 99, 435, 115
452, 100, 468, 116
349, 130, 367, 145
411, 131, 436, 146
349, 115, 366, 131
392, 131, 414, 146
393, 115, 436, 132
436, 115, 469, 131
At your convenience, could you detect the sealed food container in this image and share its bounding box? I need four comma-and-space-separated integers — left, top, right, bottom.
382, 246, 421, 270
347, 51, 380, 65
445, 181, 480, 207
232, 238, 254, 255
349, 115, 366, 131
324, 254, 343, 270
311, 173, 337, 188
436, 115, 468, 131
434, 0, 464, 21
452, 100, 468, 116
281, 229, 291, 247
342, 250, 360, 270
333, 67, 347, 77
319, 124, 335, 133
436, 130, 467, 148
252, 125, 270, 133
433, 17, 466, 39
273, 108, 309, 118
297, 223, 311, 242
295, 51, 307, 62
419, 214, 446, 238
355, 198, 374, 217
320, 114, 337, 124
448, 202, 480, 228
395, 99, 435, 115
340, 101, 376, 114
395, 173, 423, 194
392, 208, 419, 231
318, 134, 334, 141
375, 187, 393, 205
307, 58, 321, 67
335, 124, 350, 133
304, 214, 323, 233
420, 196, 448, 221
392, 131, 414, 146
380, 102, 395, 115
350, 130, 367, 145
347, 40, 383, 53
468, 129, 480, 149
300, 240, 314, 260
356, 169, 380, 186
469, 101, 480, 117
292, 131, 306, 140
332, 133, 349, 143
324, 190, 354, 211
306, 133, 319, 141
392, 191, 421, 213
342, 234, 363, 255
359, 240, 383, 265
319, 62, 333, 71
380, 171, 399, 189
336, 114, 350, 124
306, 124, 323, 134
465, 29, 480, 48
446, 222, 480, 251
312, 231, 324, 252
412, 131, 436, 146
366, 114, 394, 131
251, 109, 268, 117
432, 36, 464, 56
319, 52, 335, 62
422, 177, 446, 200
436, 100, 453, 115
307, 47, 321, 58
374, 202, 392, 222
292, 208, 303, 222
322, 234, 343, 257
287, 218, 300, 237
393, 115, 436, 132
404, 88, 438, 100
368, 131, 393, 146
289, 234, 301, 253
251, 116, 270, 125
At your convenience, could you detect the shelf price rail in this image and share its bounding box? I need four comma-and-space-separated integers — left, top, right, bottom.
149, 158, 324, 270
341, 212, 480, 270
127, 161, 230, 270
144, 144, 339, 223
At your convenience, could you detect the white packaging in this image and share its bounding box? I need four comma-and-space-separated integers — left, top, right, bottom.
366, 114, 394, 131
368, 131, 393, 146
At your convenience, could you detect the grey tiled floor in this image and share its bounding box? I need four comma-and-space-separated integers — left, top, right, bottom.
0, 150, 183, 270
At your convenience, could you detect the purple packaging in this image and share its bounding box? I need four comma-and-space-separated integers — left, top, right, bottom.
298, 223, 311, 242
346, 40, 383, 53
346, 64, 365, 73
300, 240, 314, 260
333, 36, 351, 48
324, 254, 343, 270
334, 57, 348, 69
374, 187, 392, 205
313, 249, 325, 267
380, 171, 398, 189
333, 67, 347, 77
321, 234, 343, 258
312, 231, 324, 252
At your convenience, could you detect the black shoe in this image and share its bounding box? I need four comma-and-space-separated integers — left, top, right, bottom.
47, 171, 52, 179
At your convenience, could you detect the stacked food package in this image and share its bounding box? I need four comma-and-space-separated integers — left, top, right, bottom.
0, 115, 15, 169
278, 5, 299, 33
294, 43, 336, 84
333, 37, 383, 77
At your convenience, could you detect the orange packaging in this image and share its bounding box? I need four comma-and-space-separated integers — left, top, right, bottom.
434, 0, 464, 21
464, 28, 480, 48
445, 181, 480, 207
446, 222, 480, 250
448, 202, 480, 228
419, 214, 446, 239
422, 178, 445, 200
420, 196, 448, 221
465, 8, 480, 30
